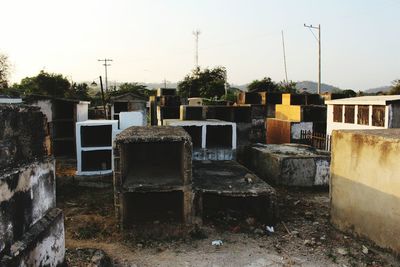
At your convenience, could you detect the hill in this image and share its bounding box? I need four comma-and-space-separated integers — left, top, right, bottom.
295, 81, 341, 93
364, 85, 391, 94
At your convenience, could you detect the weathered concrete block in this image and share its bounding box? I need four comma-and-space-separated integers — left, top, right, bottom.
0, 157, 56, 253
157, 88, 176, 96
243, 144, 330, 186
1, 208, 65, 267
266, 118, 313, 144
237, 92, 262, 105
330, 129, 400, 253
281, 93, 323, 106
193, 160, 278, 224
180, 105, 205, 120
275, 104, 326, 122
0, 104, 48, 169
114, 126, 194, 226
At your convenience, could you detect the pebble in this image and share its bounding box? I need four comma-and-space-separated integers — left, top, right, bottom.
337, 247, 348, 255
254, 228, 264, 235
362, 245, 369, 254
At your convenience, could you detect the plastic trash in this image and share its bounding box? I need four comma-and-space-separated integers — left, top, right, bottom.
211, 240, 223, 246
266, 226, 274, 233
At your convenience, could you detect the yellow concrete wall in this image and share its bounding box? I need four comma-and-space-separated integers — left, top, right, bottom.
275, 104, 301, 122
330, 129, 400, 253
281, 94, 292, 105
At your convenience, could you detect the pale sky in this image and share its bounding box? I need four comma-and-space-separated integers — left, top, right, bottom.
2, 0, 400, 90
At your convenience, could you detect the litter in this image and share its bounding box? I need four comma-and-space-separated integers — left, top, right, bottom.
266, 226, 275, 233
211, 240, 223, 246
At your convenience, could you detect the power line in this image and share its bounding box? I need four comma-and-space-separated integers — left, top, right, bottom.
304, 23, 321, 94
97, 58, 113, 92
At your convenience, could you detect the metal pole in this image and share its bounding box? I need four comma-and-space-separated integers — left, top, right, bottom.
318, 24, 321, 94
99, 76, 108, 119
281, 30, 289, 84
304, 24, 321, 94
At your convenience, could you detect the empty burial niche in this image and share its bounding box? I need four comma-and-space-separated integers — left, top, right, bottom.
81, 125, 112, 147
114, 102, 128, 113
183, 126, 202, 148
53, 100, 74, 119
123, 191, 183, 224
206, 125, 232, 148
202, 194, 269, 223
82, 150, 112, 171
214, 107, 233, 121
162, 107, 180, 119
53, 121, 74, 138
53, 139, 75, 157
124, 142, 183, 186
185, 107, 203, 120
233, 107, 251, 123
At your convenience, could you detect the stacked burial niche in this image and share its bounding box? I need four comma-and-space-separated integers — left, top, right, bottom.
113, 126, 194, 227
76, 120, 118, 175
0, 104, 65, 266
24, 95, 90, 157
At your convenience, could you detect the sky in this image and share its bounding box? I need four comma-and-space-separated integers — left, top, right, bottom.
1, 0, 400, 90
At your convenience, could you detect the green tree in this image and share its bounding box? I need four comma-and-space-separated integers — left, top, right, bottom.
178, 67, 226, 98
67, 82, 90, 100
247, 77, 279, 93
278, 80, 298, 93
108, 82, 150, 99
0, 53, 11, 89
389, 79, 400, 95
15, 70, 71, 97
341, 89, 357, 98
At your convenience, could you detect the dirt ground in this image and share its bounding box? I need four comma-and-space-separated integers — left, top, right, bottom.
56, 177, 399, 267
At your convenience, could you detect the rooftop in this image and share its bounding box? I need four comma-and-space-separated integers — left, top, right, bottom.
325, 95, 400, 105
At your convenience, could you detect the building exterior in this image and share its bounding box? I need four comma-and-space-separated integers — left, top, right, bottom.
325, 95, 400, 135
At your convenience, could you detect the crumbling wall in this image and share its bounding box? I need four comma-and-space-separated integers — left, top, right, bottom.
0, 105, 48, 170
0, 103, 64, 266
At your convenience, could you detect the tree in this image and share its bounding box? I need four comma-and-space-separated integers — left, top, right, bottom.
247, 77, 279, 93
389, 79, 400, 95
177, 67, 226, 98
278, 80, 298, 93
67, 82, 90, 100
15, 71, 71, 97
341, 89, 357, 98
107, 82, 150, 99
0, 53, 11, 89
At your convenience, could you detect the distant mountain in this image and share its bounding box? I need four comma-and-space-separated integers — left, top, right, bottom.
364, 85, 391, 94
295, 81, 341, 93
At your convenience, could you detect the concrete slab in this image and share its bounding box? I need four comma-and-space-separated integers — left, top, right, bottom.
242, 144, 330, 187
193, 160, 278, 224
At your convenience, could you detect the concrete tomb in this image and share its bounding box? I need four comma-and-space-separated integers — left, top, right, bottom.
113, 126, 194, 227
0, 104, 65, 266
242, 143, 330, 187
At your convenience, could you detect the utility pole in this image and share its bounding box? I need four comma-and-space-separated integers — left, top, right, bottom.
97, 58, 113, 92
163, 78, 169, 89
304, 24, 321, 94
192, 30, 201, 69
99, 76, 108, 119
281, 30, 289, 84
